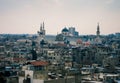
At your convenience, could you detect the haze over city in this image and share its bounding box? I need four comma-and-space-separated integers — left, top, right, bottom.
0, 0, 120, 35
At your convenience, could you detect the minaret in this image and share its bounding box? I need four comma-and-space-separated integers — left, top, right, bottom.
42, 22, 45, 36
95, 22, 102, 44
37, 22, 46, 46
42, 22, 44, 30
38, 22, 46, 37
40, 23, 42, 31
96, 22, 100, 37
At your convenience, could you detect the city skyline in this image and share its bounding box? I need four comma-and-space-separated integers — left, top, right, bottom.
0, 0, 120, 35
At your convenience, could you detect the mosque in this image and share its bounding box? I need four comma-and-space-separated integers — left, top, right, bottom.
37, 22, 102, 47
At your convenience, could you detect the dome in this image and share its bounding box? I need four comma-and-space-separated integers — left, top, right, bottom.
76, 39, 82, 44
62, 27, 69, 32
84, 41, 91, 46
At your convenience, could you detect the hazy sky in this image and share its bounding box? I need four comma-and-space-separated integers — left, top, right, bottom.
0, 0, 120, 35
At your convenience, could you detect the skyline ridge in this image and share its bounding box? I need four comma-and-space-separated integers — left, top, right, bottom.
0, 0, 120, 35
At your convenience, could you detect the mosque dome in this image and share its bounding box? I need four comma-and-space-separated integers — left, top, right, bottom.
76, 39, 83, 44
62, 27, 69, 32
84, 41, 91, 46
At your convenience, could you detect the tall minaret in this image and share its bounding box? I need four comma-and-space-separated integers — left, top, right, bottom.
95, 22, 102, 44
40, 23, 43, 31
38, 22, 46, 37
42, 22, 45, 36
42, 22, 44, 30
37, 22, 46, 45
96, 22, 100, 37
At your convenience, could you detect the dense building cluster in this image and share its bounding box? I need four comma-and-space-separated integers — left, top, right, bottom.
0, 23, 120, 83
